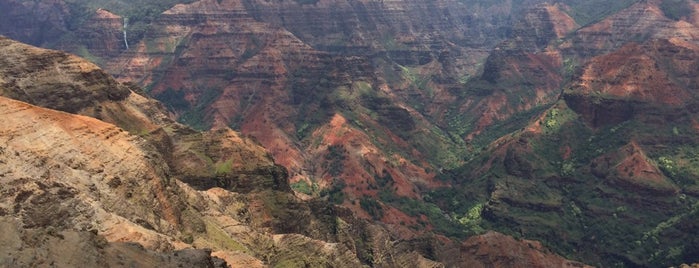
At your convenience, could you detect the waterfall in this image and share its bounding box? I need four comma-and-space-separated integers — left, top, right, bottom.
123, 17, 129, 50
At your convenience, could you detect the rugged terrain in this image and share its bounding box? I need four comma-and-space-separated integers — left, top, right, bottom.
439, 1, 699, 266
0, 36, 592, 267
2, 0, 699, 266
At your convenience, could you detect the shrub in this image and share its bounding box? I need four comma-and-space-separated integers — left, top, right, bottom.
360, 198, 384, 220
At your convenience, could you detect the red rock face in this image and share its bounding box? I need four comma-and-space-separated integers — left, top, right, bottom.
453, 4, 577, 141
9, 0, 699, 266
0, 1, 587, 209
103, 0, 484, 212
573, 42, 691, 105
563, 0, 699, 58
459, 232, 592, 268
4, 36, 546, 267
452, 2, 699, 264
565, 38, 699, 128
592, 141, 679, 194
75, 9, 125, 59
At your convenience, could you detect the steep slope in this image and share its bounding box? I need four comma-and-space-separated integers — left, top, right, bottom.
98, 0, 473, 222
95, 0, 606, 229
563, 0, 699, 58
6, 0, 699, 266
0, 36, 593, 267
437, 21, 699, 268
0, 35, 130, 113
0, 35, 354, 266
0, 0, 72, 47
0, 0, 632, 233
444, 3, 578, 146
0, 95, 228, 267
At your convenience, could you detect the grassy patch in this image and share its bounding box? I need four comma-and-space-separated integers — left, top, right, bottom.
199, 219, 248, 253
179, 87, 223, 130
541, 106, 578, 135
291, 181, 314, 195
74, 45, 104, 66
655, 147, 699, 187
214, 160, 233, 175
379, 190, 484, 238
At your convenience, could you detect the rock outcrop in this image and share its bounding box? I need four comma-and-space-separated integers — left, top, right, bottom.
0, 36, 130, 113
444, 3, 699, 264
0, 95, 226, 267
459, 232, 592, 268
75, 9, 125, 59
5, 0, 699, 266
99, 0, 468, 224
0, 35, 592, 267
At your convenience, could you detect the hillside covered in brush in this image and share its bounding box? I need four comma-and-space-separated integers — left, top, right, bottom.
2, 0, 699, 266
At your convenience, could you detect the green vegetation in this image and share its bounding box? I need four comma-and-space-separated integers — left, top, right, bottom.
562, 57, 578, 80
452, 203, 485, 234
429, 98, 699, 266
214, 160, 233, 175
289, 67, 336, 139
412, 127, 467, 169
55, 1, 699, 265
379, 189, 485, 238
320, 178, 346, 205
359, 198, 383, 220
201, 218, 248, 252
399, 65, 433, 99
291, 181, 314, 195
63, 0, 198, 45
541, 106, 578, 135
656, 149, 699, 187
154, 88, 190, 111
179, 88, 223, 130
323, 145, 347, 177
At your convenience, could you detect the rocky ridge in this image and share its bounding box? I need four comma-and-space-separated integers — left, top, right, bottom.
0, 35, 591, 267
100, 0, 467, 222
4, 0, 699, 266
438, 0, 699, 266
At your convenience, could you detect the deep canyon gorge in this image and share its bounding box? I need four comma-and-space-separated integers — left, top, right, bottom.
2, 0, 699, 267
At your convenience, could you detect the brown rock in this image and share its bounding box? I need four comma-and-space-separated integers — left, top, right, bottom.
460, 231, 592, 268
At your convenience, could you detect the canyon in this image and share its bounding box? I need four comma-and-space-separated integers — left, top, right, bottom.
0, 33, 590, 267
1, 0, 699, 266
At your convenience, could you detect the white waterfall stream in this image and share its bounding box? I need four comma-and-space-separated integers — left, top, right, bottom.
123, 17, 129, 50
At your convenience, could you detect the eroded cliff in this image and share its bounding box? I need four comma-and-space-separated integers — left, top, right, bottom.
0, 35, 593, 267
4, 0, 699, 266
